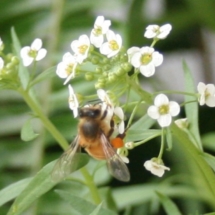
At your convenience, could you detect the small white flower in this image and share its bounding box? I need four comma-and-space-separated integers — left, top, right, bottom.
114, 106, 125, 134
71, 35, 90, 63
175, 118, 189, 129
56, 52, 78, 85
129, 46, 163, 77
90, 16, 111, 48
125, 142, 134, 149
97, 89, 114, 121
20, 38, 47, 67
144, 24, 172, 39
144, 158, 170, 177
197, 82, 215, 107
100, 30, 122, 58
68, 85, 79, 118
147, 94, 180, 127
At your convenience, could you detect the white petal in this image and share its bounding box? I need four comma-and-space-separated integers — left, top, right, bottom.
95, 16, 104, 26
199, 95, 205, 106
147, 106, 159, 119
158, 24, 172, 39
102, 20, 111, 33
20, 46, 30, 58
120, 155, 129, 163
56, 62, 67, 78
100, 42, 111, 55
169, 101, 180, 116
36, 48, 47, 61
206, 84, 215, 94
197, 82, 206, 94
23, 57, 34, 67
206, 96, 215, 107
90, 33, 104, 48
154, 94, 169, 106
151, 167, 165, 177
140, 63, 155, 77
31, 38, 42, 50
158, 114, 172, 127
144, 160, 153, 171
114, 107, 124, 120
130, 52, 142, 68
106, 30, 115, 41
152, 52, 163, 67
118, 121, 125, 134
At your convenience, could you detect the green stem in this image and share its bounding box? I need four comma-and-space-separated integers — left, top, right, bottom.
18, 88, 69, 150
126, 75, 152, 104
80, 167, 101, 204
155, 90, 197, 97
158, 128, 165, 159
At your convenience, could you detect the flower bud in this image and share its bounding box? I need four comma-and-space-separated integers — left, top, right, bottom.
125, 142, 135, 149
85, 72, 94, 81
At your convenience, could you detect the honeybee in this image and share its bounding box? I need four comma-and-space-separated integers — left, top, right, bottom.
52, 103, 130, 182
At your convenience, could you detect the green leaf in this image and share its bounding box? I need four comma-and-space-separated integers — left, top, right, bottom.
202, 152, 215, 172
204, 213, 215, 215
0, 178, 32, 207
202, 132, 215, 151
126, 129, 161, 142
129, 114, 155, 130
183, 60, 202, 150
20, 118, 39, 141
89, 202, 103, 215
165, 127, 172, 151
29, 66, 57, 87
55, 190, 117, 215
156, 192, 182, 215
7, 154, 89, 215
11, 27, 30, 90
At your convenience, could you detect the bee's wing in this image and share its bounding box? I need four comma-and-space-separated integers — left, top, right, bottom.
100, 134, 130, 182
51, 136, 80, 182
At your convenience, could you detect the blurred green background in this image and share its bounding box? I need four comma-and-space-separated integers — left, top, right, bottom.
1, 0, 215, 214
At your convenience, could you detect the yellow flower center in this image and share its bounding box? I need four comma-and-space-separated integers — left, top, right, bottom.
109, 40, 119, 51
205, 89, 211, 100
78, 45, 88, 54
28, 49, 38, 58
93, 26, 102, 36
141, 53, 152, 65
158, 104, 169, 115
66, 64, 74, 76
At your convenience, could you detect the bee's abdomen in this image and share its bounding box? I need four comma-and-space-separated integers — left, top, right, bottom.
80, 120, 100, 139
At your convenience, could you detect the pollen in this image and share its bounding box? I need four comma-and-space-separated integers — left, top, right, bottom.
109, 40, 119, 51
93, 26, 102, 36
78, 45, 88, 54
111, 137, 124, 149
158, 104, 169, 115
141, 53, 152, 65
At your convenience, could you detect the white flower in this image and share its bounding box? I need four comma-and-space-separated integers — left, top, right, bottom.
147, 94, 180, 127
144, 24, 172, 39
97, 89, 114, 121
20, 38, 47, 67
56, 52, 78, 85
114, 106, 125, 134
197, 82, 215, 107
71, 35, 90, 63
100, 30, 122, 58
90, 16, 111, 48
175, 118, 189, 129
68, 85, 79, 118
144, 158, 170, 177
129, 46, 163, 77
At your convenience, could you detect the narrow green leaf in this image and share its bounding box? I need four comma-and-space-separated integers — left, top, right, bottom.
156, 192, 182, 215
29, 66, 57, 87
129, 114, 155, 130
126, 129, 161, 142
202, 132, 215, 151
7, 154, 89, 215
183, 60, 202, 150
0, 178, 31, 207
202, 152, 215, 172
11, 27, 30, 90
89, 202, 103, 215
204, 212, 215, 215
165, 127, 172, 151
21, 118, 39, 141
56, 190, 117, 215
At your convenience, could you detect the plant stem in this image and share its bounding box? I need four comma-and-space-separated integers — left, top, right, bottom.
80, 167, 101, 204
18, 88, 69, 150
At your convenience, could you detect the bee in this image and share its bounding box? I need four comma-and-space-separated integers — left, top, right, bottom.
52, 103, 130, 182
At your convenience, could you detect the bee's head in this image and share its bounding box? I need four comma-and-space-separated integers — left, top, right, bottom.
79, 106, 101, 119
